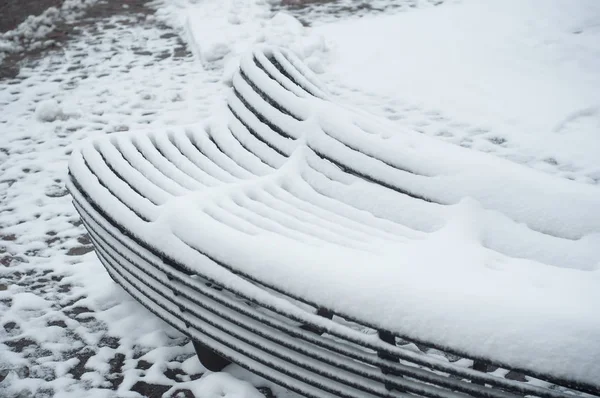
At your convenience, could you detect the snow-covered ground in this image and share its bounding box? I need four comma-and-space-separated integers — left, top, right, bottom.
315, 0, 600, 183
1, 0, 599, 397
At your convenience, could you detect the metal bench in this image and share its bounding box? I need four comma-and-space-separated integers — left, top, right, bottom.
67, 46, 600, 398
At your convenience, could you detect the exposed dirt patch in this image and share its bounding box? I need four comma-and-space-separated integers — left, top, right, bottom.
1, 0, 154, 80
280, 0, 336, 5
131, 381, 171, 397
66, 245, 94, 256
0, 0, 64, 33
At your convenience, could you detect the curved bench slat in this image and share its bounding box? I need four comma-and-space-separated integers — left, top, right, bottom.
69, 179, 578, 398
151, 131, 222, 188
67, 44, 600, 397
72, 187, 516, 398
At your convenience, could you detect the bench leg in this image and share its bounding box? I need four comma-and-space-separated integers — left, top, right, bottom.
192, 340, 231, 372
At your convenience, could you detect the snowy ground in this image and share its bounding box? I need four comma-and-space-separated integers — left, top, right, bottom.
1, 0, 599, 397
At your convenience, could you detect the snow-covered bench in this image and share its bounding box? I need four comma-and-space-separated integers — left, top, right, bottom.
67, 46, 600, 398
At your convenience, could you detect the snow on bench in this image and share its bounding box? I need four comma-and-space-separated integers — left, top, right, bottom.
67, 46, 600, 398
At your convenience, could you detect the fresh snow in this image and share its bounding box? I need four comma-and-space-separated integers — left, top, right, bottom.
69, 42, 599, 384
2, 0, 600, 396
315, 0, 600, 182
164, 372, 264, 398
35, 99, 64, 122
0, 6, 282, 398
170, 0, 328, 75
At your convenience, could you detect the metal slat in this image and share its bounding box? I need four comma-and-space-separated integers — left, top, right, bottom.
92, 236, 397, 398
78, 204, 483, 398
68, 180, 574, 398
65, 45, 600, 398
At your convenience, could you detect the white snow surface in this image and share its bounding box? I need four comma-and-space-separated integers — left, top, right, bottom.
69, 42, 600, 384
167, 372, 264, 398
35, 99, 64, 122
165, 0, 328, 75
2, 0, 600, 396
315, 0, 600, 180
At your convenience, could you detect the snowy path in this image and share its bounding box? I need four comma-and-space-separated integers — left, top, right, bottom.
1, 0, 599, 397
0, 7, 263, 398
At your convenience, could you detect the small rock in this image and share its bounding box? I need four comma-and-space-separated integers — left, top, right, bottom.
45, 184, 68, 198
66, 246, 94, 256
1, 234, 16, 241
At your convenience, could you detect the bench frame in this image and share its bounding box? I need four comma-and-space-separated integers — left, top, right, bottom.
67, 46, 600, 398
